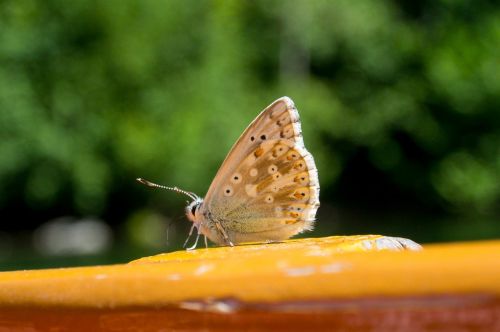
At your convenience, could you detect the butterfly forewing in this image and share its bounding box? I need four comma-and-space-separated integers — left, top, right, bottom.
204, 97, 304, 202
200, 97, 319, 245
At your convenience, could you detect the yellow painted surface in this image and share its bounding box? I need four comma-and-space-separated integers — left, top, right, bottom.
0, 235, 498, 308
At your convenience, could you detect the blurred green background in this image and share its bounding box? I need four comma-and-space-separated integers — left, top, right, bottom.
0, 0, 499, 270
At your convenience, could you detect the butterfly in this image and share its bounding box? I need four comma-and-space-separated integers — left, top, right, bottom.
138, 97, 319, 250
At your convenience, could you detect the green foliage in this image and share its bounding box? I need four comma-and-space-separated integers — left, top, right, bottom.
0, 0, 498, 231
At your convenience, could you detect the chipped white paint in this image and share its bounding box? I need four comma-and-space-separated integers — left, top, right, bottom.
363, 237, 423, 251
320, 262, 350, 274
179, 299, 238, 314
194, 264, 214, 276
276, 260, 289, 269
284, 266, 316, 277
94, 274, 108, 280
209, 300, 236, 314
305, 245, 330, 257
167, 274, 182, 281
362, 240, 373, 250
179, 301, 204, 311
280, 260, 350, 277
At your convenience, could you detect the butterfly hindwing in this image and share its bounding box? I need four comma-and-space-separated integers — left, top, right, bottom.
200, 97, 319, 245
225, 139, 319, 231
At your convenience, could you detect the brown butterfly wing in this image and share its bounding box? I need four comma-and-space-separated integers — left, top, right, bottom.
200, 97, 320, 245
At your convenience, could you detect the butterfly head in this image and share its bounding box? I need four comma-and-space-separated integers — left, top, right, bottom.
185, 197, 204, 224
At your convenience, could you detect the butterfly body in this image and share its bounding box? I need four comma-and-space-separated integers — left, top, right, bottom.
185, 97, 320, 247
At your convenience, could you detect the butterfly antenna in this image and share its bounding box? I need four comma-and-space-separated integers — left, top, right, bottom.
136, 178, 199, 201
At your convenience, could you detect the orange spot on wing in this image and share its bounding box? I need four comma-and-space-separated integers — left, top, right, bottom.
293, 161, 305, 171
294, 173, 309, 185
254, 147, 264, 158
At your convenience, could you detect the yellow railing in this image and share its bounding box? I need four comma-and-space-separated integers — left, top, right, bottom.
0, 235, 498, 331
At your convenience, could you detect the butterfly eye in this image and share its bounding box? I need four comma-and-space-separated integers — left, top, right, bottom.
190, 205, 197, 216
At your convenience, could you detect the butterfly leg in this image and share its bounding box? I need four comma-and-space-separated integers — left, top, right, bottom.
183, 223, 197, 248
186, 232, 200, 251
204, 235, 209, 248
214, 220, 234, 247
